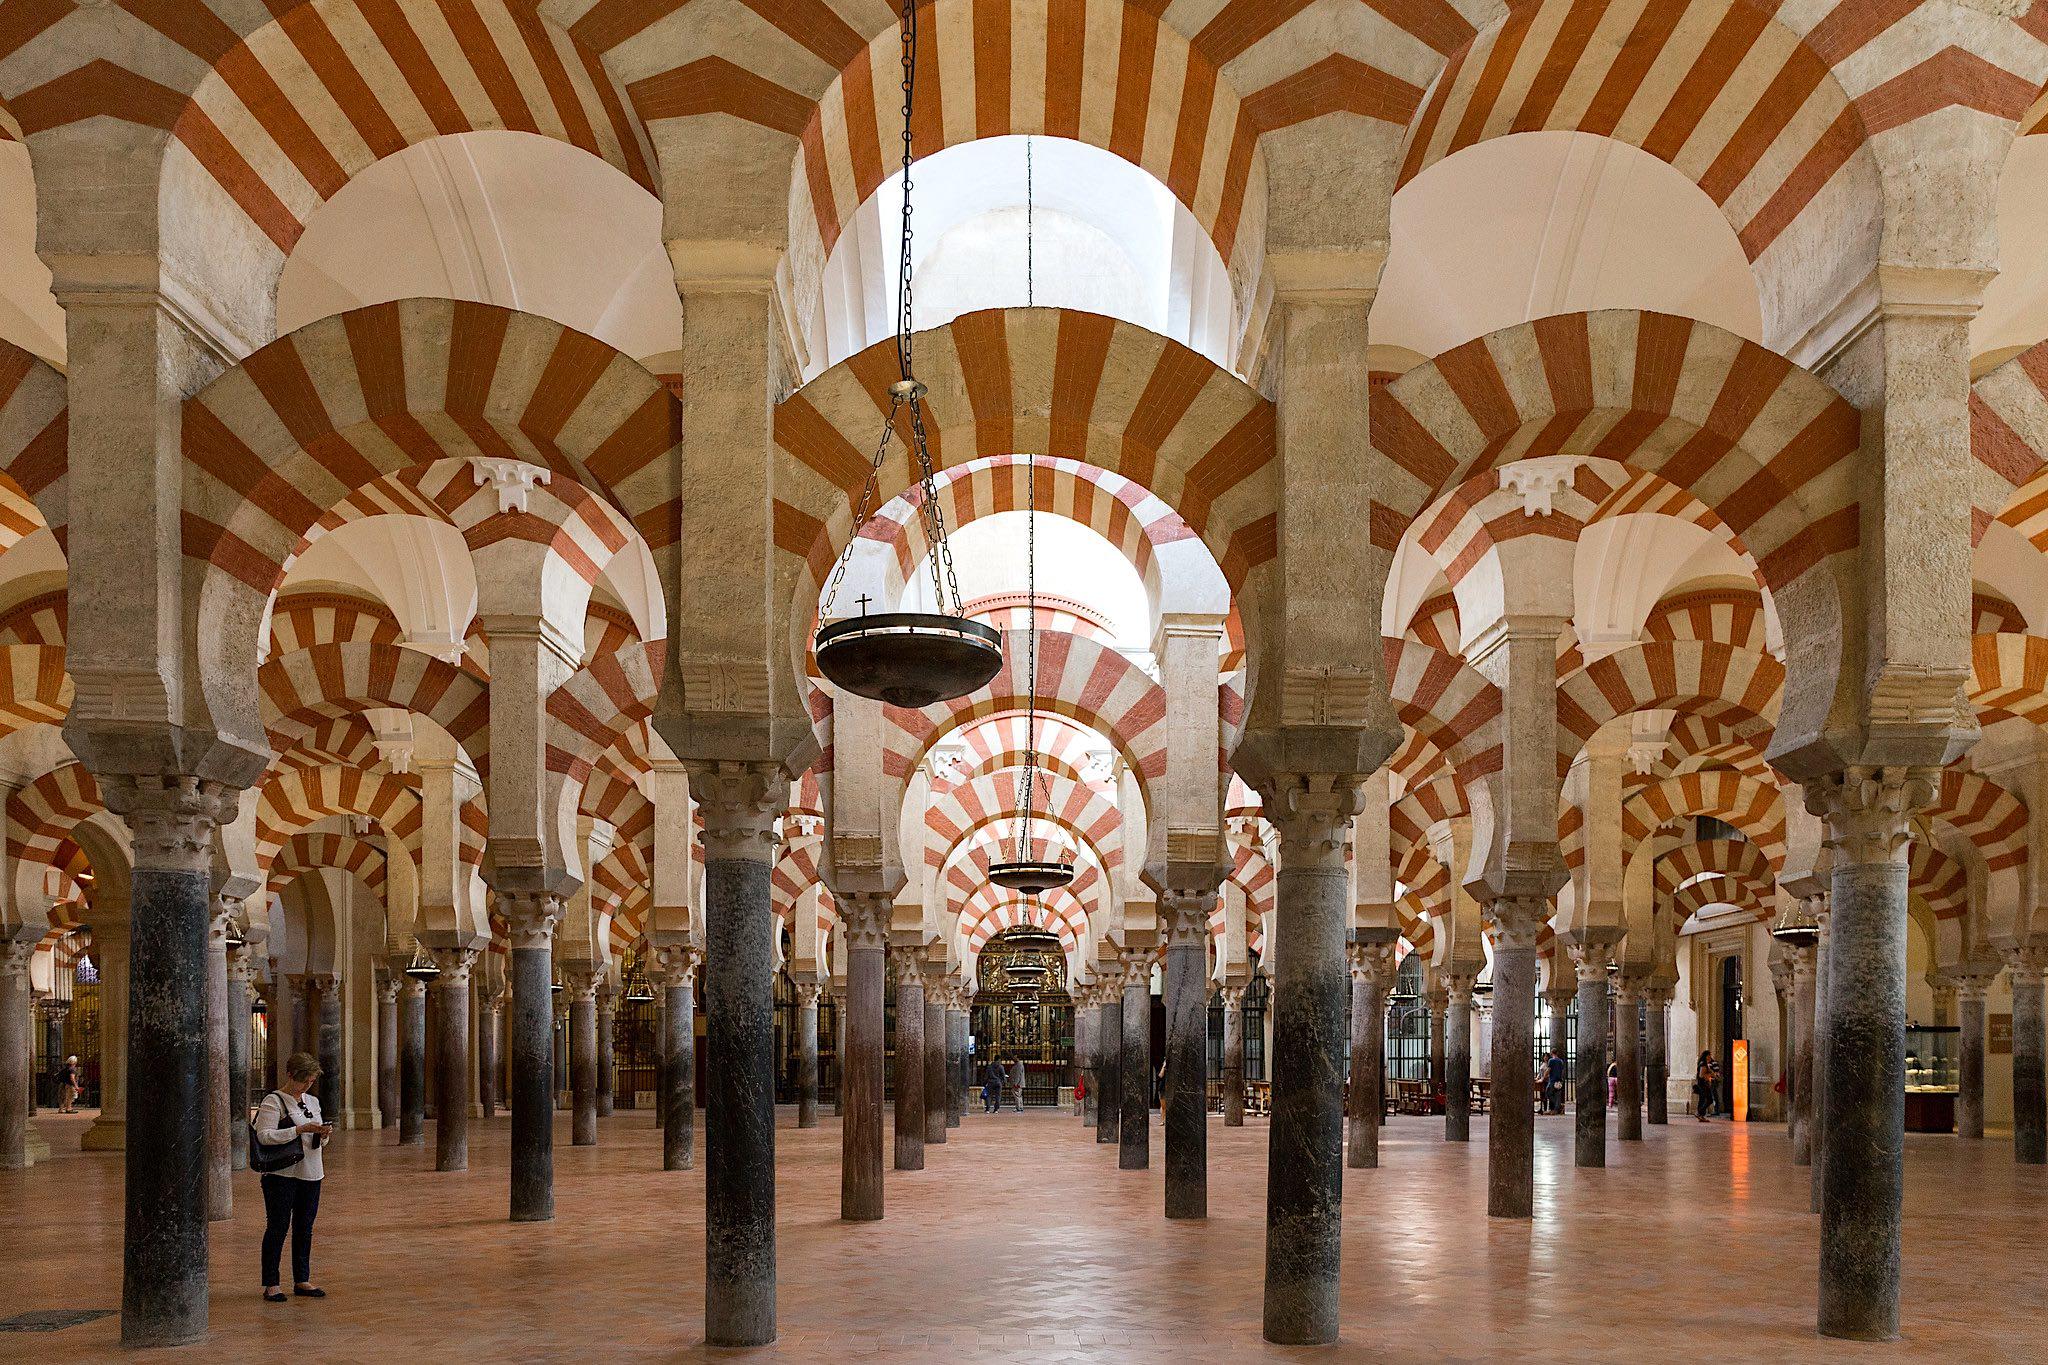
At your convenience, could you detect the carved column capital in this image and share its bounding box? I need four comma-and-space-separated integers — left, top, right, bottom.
1487, 896, 1551, 947
653, 945, 702, 988
1443, 969, 1478, 1004
0, 938, 33, 975
1805, 766, 1938, 868
497, 888, 564, 951
400, 975, 428, 1001
1348, 939, 1396, 987
1567, 941, 1614, 980
2002, 943, 2048, 980
1950, 969, 1996, 1004
795, 981, 824, 1008
562, 965, 600, 1003
376, 976, 402, 1006
837, 892, 894, 950
1160, 888, 1216, 945
1220, 982, 1247, 1010
891, 947, 927, 990
1118, 948, 1153, 986
225, 942, 256, 986
1255, 772, 1367, 871
432, 946, 483, 988
687, 760, 788, 864
98, 774, 241, 874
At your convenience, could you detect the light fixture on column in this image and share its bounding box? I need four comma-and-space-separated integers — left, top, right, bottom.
623, 959, 654, 1005
1770, 900, 1820, 947
988, 452, 1075, 895
812, 0, 1001, 709
403, 941, 440, 981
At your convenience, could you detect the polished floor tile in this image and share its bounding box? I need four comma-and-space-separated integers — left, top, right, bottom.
2, 1106, 2041, 1361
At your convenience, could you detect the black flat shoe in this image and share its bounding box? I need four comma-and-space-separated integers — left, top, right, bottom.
293, 1287, 325, 1298
264, 1291, 287, 1303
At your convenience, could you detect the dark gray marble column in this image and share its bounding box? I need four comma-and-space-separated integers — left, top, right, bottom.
1572, 945, 1612, 1168
399, 977, 427, 1145
893, 953, 925, 1172
1957, 976, 1988, 1140
1790, 944, 1817, 1163
1487, 911, 1543, 1220
659, 952, 698, 1171
552, 1003, 569, 1109
947, 1006, 966, 1128
1222, 985, 1246, 1127
1616, 978, 1644, 1143
1425, 987, 1447, 1107
696, 764, 784, 1349
312, 972, 344, 1120
1259, 780, 1357, 1346
1646, 986, 1669, 1124
503, 893, 561, 1223
2009, 953, 2046, 1165
1347, 944, 1391, 1169
376, 978, 399, 1129
839, 895, 887, 1220
433, 948, 477, 1171
104, 776, 238, 1348
204, 910, 232, 1222
227, 951, 251, 1170
569, 970, 598, 1147
0, 941, 30, 1170
923, 990, 947, 1145
1444, 974, 1474, 1142
479, 992, 501, 1119
1810, 906, 1831, 1210
796, 982, 821, 1129
833, 993, 846, 1118
1120, 958, 1150, 1171
597, 988, 615, 1118
1163, 896, 1211, 1219
1813, 771, 1934, 1342
1097, 994, 1122, 1145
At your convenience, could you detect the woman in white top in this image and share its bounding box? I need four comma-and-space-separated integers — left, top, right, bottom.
253, 1052, 334, 1302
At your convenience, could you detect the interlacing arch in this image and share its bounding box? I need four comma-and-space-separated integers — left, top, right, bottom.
183, 298, 682, 746
776, 307, 1275, 661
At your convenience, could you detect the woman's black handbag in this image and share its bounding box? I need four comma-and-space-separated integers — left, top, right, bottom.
247, 1091, 304, 1174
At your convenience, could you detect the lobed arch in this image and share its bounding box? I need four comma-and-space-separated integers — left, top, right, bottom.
1396, 0, 1888, 344
776, 306, 1274, 696
1373, 310, 1858, 761
184, 298, 682, 755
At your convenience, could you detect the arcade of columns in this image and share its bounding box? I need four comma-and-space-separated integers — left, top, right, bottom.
2, 0, 2048, 1353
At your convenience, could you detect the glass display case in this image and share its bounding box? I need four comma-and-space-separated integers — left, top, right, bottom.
1904, 1025, 1960, 1133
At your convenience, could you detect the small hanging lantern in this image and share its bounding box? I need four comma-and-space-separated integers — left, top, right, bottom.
812, 0, 1001, 709
1770, 899, 1820, 947
988, 447, 1074, 895
403, 941, 440, 981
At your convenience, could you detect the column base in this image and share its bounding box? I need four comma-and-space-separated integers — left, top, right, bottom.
81, 1116, 126, 1151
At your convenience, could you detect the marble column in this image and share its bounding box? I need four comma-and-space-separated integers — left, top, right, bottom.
81, 923, 130, 1152
1222, 984, 1247, 1127
308, 972, 344, 1120
838, 893, 888, 1219
1615, 976, 1645, 1143
1956, 974, 1989, 1140
597, 985, 616, 1118
1097, 993, 1122, 1145
946, 1003, 966, 1128
893, 950, 925, 1172
203, 909, 232, 1221
1487, 909, 1544, 1220
1645, 985, 1670, 1126
479, 986, 503, 1120
2007, 948, 2047, 1165
1259, 776, 1361, 1346
552, 1001, 569, 1109
101, 775, 239, 1347
832, 993, 845, 1118
399, 976, 427, 1145
288, 974, 310, 1067
376, 977, 400, 1129
0, 939, 32, 1169
1425, 985, 1447, 1109
1789, 943, 1817, 1163
432, 947, 479, 1170
1571, 944, 1613, 1168
226, 948, 252, 1170
1811, 768, 1934, 1341
658, 948, 698, 1171
693, 763, 784, 1348
922, 984, 947, 1145
502, 892, 564, 1222
568, 968, 599, 1147
1119, 953, 1150, 1172
1162, 894, 1212, 1218
1075, 994, 1092, 1123
1810, 901, 1832, 1210
795, 982, 822, 1129
1444, 972, 1475, 1142
1347, 943, 1393, 1169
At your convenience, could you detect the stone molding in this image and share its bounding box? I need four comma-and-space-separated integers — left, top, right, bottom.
688, 760, 788, 864
98, 774, 240, 874
432, 946, 483, 987
1805, 766, 1938, 868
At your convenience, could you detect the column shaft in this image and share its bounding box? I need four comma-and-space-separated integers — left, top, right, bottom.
1222, 991, 1246, 1127
1957, 987, 1986, 1140
376, 985, 399, 1129
1487, 926, 1540, 1219
399, 982, 427, 1145
1445, 986, 1472, 1142
435, 966, 473, 1170
204, 919, 231, 1221
1120, 969, 1150, 1171
315, 978, 344, 1120
1811, 913, 1831, 1211
946, 1009, 966, 1128
1097, 997, 1122, 1144
2011, 969, 2045, 1164
1163, 925, 1207, 1216
0, 952, 29, 1169
796, 990, 820, 1129
509, 938, 555, 1221
662, 975, 696, 1171
227, 964, 251, 1170
1347, 955, 1387, 1169
1575, 958, 1609, 1168
923, 996, 947, 1145
893, 967, 925, 1171
841, 934, 884, 1218
1647, 996, 1669, 1125
570, 986, 598, 1147
702, 848, 777, 1347
1616, 989, 1643, 1143
479, 1004, 501, 1119
597, 999, 616, 1118
1790, 952, 1817, 1163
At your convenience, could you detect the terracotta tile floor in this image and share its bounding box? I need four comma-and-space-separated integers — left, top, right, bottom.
3, 1106, 2042, 1362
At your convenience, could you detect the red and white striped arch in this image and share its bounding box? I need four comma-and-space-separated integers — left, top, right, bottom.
1968, 632, 2048, 725
260, 641, 492, 769
958, 885, 1088, 954
267, 592, 404, 656
1556, 640, 1783, 778
271, 831, 389, 898
1642, 588, 1770, 654
1926, 768, 2028, 877
1910, 841, 1969, 921
1654, 837, 1774, 900
925, 769, 1124, 883
1613, 768, 1786, 873
0, 645, 69, 743
545, 639, 665, 787
771, 838, 834, 933
274, 714, 387, 776
1971, 339, 2048, 548
0, 341, 66, 549
0, 589, 65, 648
255, 765, 422, 874
776, 308, 1275, 643
1974, 590, 2027, 637
1383, 637, 1504, 782
1371, 312, 1860, 614
5, 762, 101, 873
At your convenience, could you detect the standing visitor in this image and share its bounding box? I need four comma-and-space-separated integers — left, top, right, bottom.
1543, 1049, 1566, 1115
252, 1053, 333, 1302
1008, 1057, 1026, 1111
59, 1055, 80, 1114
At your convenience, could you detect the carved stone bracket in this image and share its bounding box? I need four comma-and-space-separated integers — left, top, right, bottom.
99, 774, 240, 874
1804, 766, 1938, 868
689, 760, 788, 864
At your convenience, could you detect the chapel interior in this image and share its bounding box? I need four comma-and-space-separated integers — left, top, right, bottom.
2, 0, 2048, 1358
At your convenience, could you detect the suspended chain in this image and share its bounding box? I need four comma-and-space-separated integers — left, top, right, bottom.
896, 0, 917, 383
1026, 136, 1034, 309
818, 392, 902, 618
1013, 453, 1040, 863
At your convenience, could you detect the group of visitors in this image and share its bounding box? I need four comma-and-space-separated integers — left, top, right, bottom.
979, 1055, 1027, 1112
1539, 1046, 1726, 1119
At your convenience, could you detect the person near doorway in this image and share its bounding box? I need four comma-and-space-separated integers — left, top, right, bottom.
1607, 1060, 1619, 1109
981, 1057, 1003, 1113
1007, 1057, 1026, 1110
59, 1055, 81, 1113
1543, 1049, 1565, 1115
254, 1052, 334, 1302
1693, 1050, 1718, 1121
